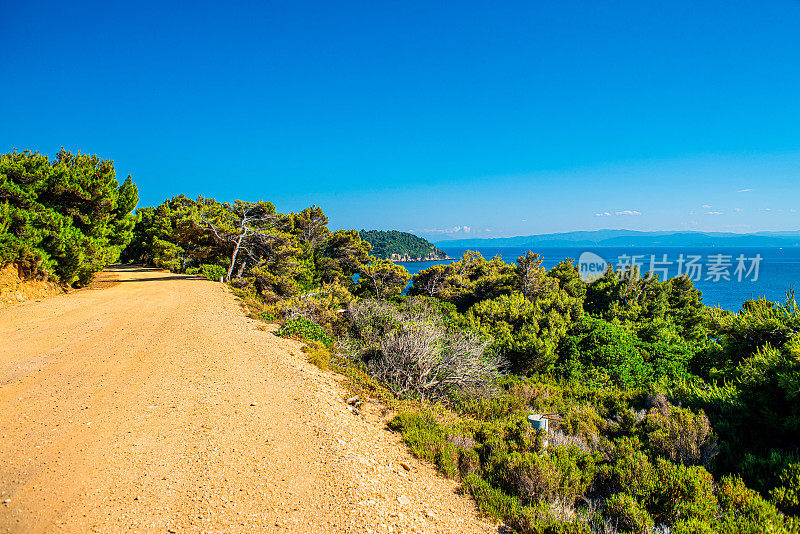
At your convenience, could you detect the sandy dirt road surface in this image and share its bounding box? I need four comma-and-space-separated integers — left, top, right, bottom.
0, 265, 497, 533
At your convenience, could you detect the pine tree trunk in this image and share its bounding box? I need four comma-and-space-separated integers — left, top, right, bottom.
235, 258, 247, 279
226, 234, 244, 282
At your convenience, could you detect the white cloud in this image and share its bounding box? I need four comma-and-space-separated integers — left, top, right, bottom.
736, 188, 753, 193
615, 210, 641, 216
707, 211, 723, 215
734, 208, 744, 212
594, 210, 641, 216
423, 225, 472, 234
702, 204, 713, 208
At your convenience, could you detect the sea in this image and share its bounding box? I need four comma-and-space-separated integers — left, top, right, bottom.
401, 246, 800, 312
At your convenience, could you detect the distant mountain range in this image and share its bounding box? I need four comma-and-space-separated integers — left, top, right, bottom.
433, 230, 800, 248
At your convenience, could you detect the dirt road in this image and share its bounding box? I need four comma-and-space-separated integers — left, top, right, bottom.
0, 265, 496, 533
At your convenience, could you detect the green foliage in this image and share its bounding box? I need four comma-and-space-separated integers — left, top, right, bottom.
359, 229, 447, 260
0, 149, 138, 285
197, 263, 226, 281
317, 229, 372, 285
355, 259, 411, 300
463, 474, 524, 522
715, 475, 794, 533
647, 458, 717, 525
276, 316, 333, 346
706, 297, 800, 377
122, 194, 205, 271
468, 290, 582, 374
389, 410, 466, 478
410, 251, 517, 310
557, 317, 649, 388
771, 464, 800, 516
605, 493, 654, 533
277, 282, 354, 335
286, 205, 329, 251
642, 403, 717, 468
675, 296, 800, 512
301, 340, 332, 370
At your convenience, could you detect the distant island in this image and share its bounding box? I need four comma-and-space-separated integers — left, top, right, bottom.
435, 229, 800, 248
359, 230, 452, 262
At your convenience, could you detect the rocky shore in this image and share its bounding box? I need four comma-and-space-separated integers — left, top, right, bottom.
389, 252, 453, 262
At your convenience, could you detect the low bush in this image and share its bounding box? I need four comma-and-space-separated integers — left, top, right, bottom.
278, 282, 353, 335
716, 475, 792, 533
388, 410, 477, 479
463, 474, 523, 522
301, 340, 331, 370
346, 298, 504, 403
646, 459, 717, 526
276, 316, 333, 346
199, 263, 227, 281
596, 439, 657, 499
771, 463, 800, 517
642, 403, 718, 468
605, 493, 654, 533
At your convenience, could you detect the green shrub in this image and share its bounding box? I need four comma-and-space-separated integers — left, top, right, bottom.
771, 464, 800, 517
672, 518, 715, 534
278, 281, 354, 335
558, 317, 651, 388
387, 410, 479, 479
547, 446, 597, 505
463, 473, 523, 522
277, 316, 333, 346
199, 263, 227, 281
642, 404, 718, 468
257, 310, 277, 322
301, 340, 331, 370
647, 459, 717, 525
388, 411, 448, 462
716, 475, 791, 533
458, 446, 481, 478
436, 442, 460, 478
510, 452, 561, 505
467, 290, 581, 374
605, 493, 654, 533
597, 441, 657, 499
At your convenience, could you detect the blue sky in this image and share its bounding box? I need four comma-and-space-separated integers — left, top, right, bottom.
2, 0, 800, 239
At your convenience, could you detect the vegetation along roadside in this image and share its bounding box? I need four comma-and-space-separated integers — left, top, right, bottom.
3, 148, 798, 533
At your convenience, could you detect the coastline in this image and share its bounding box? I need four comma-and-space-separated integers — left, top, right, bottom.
390, 254, 453, 263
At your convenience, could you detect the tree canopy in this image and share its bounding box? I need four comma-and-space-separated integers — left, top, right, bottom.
359, 229, 448, 260
0, 149, 138, 285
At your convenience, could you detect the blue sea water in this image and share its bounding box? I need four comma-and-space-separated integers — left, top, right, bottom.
402, 247, 800, 311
